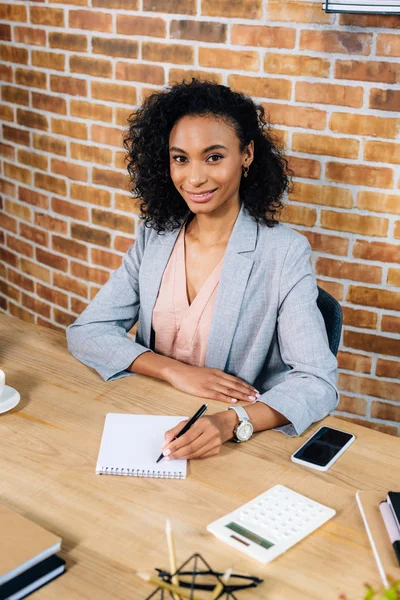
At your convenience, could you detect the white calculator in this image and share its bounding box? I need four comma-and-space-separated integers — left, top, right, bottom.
207, 485, 335, 564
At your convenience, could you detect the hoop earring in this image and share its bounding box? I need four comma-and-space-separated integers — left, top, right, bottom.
242, 166, 249, 178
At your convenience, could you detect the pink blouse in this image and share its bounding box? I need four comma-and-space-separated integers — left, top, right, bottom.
152, 226, 223, 367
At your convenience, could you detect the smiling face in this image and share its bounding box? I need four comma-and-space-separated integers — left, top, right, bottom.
169, 114, 253, 218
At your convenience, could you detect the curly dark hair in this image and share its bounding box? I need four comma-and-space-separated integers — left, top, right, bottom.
124, 79, 290, 233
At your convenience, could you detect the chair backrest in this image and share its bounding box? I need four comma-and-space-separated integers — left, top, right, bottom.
316, 286, 343, 356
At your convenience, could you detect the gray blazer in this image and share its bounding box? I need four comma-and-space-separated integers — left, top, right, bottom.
66, 205, 338, 437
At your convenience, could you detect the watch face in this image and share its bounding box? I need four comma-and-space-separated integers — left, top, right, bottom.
237, 421, 253, 442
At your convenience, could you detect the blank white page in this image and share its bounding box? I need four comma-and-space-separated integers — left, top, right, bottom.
96, 413, 187, 478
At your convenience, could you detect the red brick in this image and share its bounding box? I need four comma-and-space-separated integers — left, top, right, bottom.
30, 6, 64, 27
267, 0, 331, 23
388, 268, 400, 287
19, 223, 48, 247
336, 60, 400, 84
54, 308, 75, 327
51, 197, 88, 221
0, 248, 19, 268
8, 302, 34, 323
116, 62, 164, 85
339, 416, 398, 437
287, 156, 320, 180
262, 102, 326, 130
71, 261, 110, 285
8, 268, 34, 293
33, 133, 66, 156
376, 34, 400, 57
330, 113, 399, 139
0, 3, 27, 21
228, 75, 291, 101
37, 283, 68, 309
342, 307, 378, 330
339, 13, 400, 28
281, 204, 317, 227
34, 212, 67, 235
71, 298, 88, 314
0, 213, 17, 233
292, 133, 359, 160
21, 258, 50, 283
36, 247, 68, 271
369, 88, 400, 112
171, 20, 225, 43
92, 209, 134, 234
70, 99, 112, 123
70, 183, 111, 207
300, 30, 371, 55
5, 198, 32, 222
0, 142, 14, 160
364, 141, 400, 165
92, 37, 138, 58
19, 186, 49, 209
93, 168, 129, 190
50, 75, 87, 97
70, 55, 112, 78
382, 315, 400, 335
316, 257, 382, 284
353, 240, 400, 264
22, 292, 50, 318
264, 53, 329, 77
51, 118, 88, 140
371, 401, 400, 423
0, 104, 13, 122
7, 235, 34, 258
35, 172, 67, 196
204, 0, 262, 17
91, 248, 122, 269
114, 236, 133, 253
0, 296, 7, 312
143, 0, 195, 13
200, 48, 258, 71
0, 281, 19, 302
14, 26, 46, 45
337, 394, 367, 416
115, 193, 140, 214
295, 81, 363, 109
49, 32, 87, 52
357, 191, 400, 215
91, 81, 136, 106
117, 14, 165, 37
0, 23, 11, 40
15, 68, 47, 89
340, 372, 400, 402
2, 85, 29, 106
93, 0, 138, 6
4, 162, 32, 185
51, 159, 88, 182
142, 41, 193, 65
32, 50, 65, 71
0, 64, 12, 82
316, 279, 344, 301
347, 285, 400, 312
3, 126, 30, 147
71, 223, 111, 247
69, 10, 112, 32
0, 178, 17, 198
52, 235, 88, 260
17, 108, 48, 132
326, 162, 393, 189
115, 107, 136, 126
376, 358, 400, 380
231, 25, 295, 49
53, 272, 88, 298
18, 148, 48, 172
0, 44, 28, 64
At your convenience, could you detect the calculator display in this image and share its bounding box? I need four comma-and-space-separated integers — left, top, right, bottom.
226, 522, 274, 549
293, 426, 353, 466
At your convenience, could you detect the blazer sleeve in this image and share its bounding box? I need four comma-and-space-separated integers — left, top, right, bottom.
66, 222, 152, 381
257, 234, 339, 436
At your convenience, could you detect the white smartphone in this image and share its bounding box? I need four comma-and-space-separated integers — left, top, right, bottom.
291, 426, 355, 472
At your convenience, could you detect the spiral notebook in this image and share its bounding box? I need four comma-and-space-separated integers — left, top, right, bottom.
96, 413, 187, 479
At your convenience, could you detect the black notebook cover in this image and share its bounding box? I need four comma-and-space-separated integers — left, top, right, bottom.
0, 555, 65, 600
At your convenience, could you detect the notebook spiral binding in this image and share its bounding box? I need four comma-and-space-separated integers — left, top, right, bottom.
97, 466, 185, 479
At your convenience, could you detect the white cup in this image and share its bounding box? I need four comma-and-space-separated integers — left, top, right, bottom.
0, 370, 5, 399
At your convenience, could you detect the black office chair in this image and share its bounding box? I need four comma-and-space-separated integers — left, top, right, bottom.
316, 286, 343, 356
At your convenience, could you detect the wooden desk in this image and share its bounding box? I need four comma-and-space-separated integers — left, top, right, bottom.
0, 313, 399, 599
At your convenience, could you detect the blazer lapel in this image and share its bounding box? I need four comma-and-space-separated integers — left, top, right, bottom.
139, 225, 183, 348
205, 206, 257, 371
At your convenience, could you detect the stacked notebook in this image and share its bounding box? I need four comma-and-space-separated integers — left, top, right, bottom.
0, 505, 65, 600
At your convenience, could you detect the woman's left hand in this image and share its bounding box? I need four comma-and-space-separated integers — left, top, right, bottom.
162, 412, 236, 460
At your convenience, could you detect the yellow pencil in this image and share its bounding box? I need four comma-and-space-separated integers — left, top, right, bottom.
134, 571, 204, 600
208, 568, 232, 600
165, 519, 180, 600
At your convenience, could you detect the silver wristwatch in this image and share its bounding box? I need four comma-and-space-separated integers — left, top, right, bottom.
228, 405, 253, 442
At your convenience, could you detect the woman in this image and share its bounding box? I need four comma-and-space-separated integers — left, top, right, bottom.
67, 79, 338, 461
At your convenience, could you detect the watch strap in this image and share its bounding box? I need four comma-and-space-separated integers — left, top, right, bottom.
228, 405, 250, 422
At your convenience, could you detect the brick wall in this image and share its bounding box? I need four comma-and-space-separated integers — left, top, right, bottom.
0, 0, 399, 434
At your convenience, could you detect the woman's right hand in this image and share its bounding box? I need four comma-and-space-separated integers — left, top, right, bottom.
165, 363, 260, 403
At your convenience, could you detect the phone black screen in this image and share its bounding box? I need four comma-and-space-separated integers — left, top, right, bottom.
293, 427, 353, 467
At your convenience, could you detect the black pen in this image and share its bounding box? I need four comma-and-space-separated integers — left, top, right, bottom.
156, 404, 208, 463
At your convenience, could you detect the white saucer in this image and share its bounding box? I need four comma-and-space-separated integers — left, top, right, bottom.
0, 385, 20, 414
